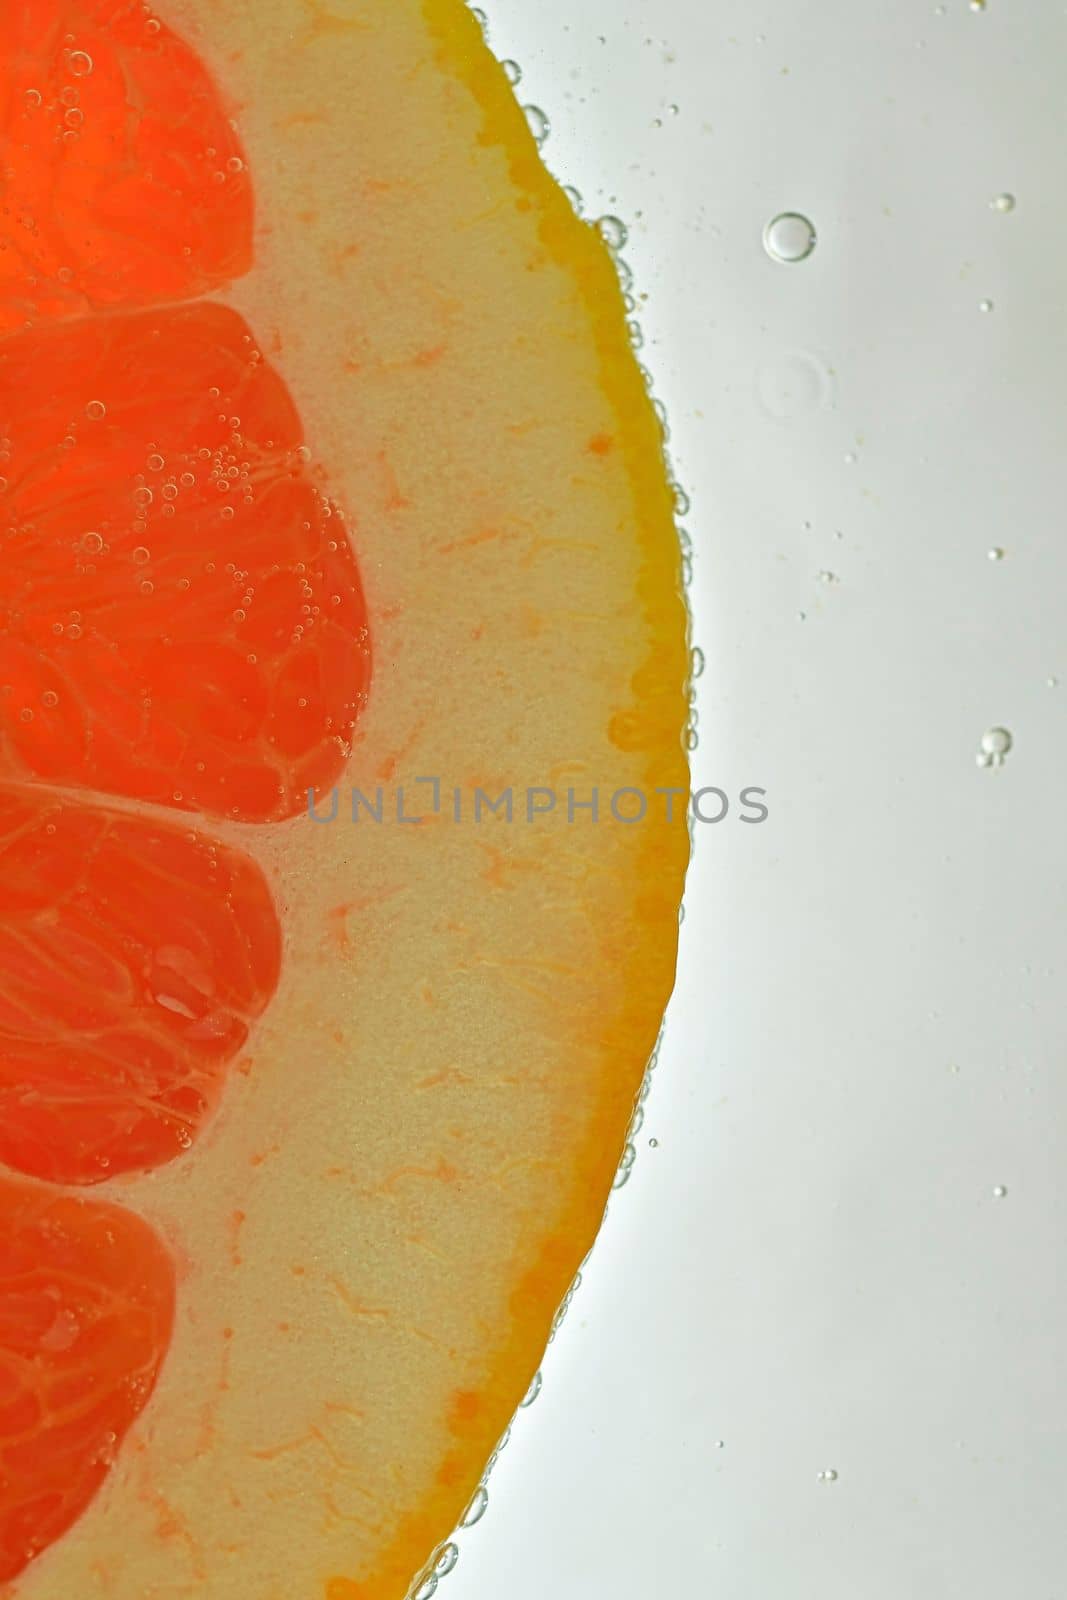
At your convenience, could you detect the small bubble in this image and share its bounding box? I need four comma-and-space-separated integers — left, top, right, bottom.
763, 212, 817, 264
976, 726, 1013, 768
226, 155, 244, 173
60, 86, 79, 108
82, 531, 103, 553
979, 298, 994, 313
435, 1544, 459, 1578
140, 579, 154, 595
19, 707, 33, 723
597, 214, 629, 251
988, 546, 1005, 561
459, 1485, 488, 1528
1047, 676, 1059, 689
673, 485, 691, 516
469, 5, 488, 32
144, 15, 161, 33
24, 88, 42, 108
64, 107, 83, 129
520, 1369, 543, 1408
648, 1136, 659, 1148
969, 0, 986, 10
132, 546, 151, 564
989, 192, 1015, 213
68, 50, 93, 76
523, 104, 550, 146
818, 1468, 839, 1483
992, 1184, 1008, 1198
41, 690, 59, 709
85, 399, 106, 420
502, 59, 521, 85
561, 184, 584, 214
715, 1438, 725, 1449
690, 646, 705, 679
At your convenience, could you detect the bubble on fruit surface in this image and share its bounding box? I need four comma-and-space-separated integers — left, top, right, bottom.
501, 59, 521, 85
561, 183, 584, 215
523, 105, 550, 146
85, 399, 106, 420
763, 212, 817, 263
459, 1485, 488, 1529
434, 1543, 459, 1578
976, 726, 1012, 768
520, 1369, 543, 1408
597, 214, 628, 251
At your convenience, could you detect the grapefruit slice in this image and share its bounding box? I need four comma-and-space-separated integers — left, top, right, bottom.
0, 299, 370, 820
0, 1174, 174, 1584
0, 784, 281, 1187
3, 0, 691, 1595
0, 0, 252, 334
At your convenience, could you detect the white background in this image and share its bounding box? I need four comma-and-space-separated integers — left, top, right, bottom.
451, 2, 1067, 1596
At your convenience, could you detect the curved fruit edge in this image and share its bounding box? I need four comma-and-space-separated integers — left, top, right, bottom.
326, 5, 692, 1597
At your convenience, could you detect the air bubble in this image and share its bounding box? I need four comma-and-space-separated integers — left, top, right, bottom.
597, 214, 629, 251
140, 580, 154, 595
64, 108, 83, 129
818, 1468, 839, 1483
992, 1184, 1008, 1198
976, 726, 1013, 768
979, 298, 994, 313
24, 89, 42, 108
673, 484, 691, 516
85, 400, 106, 420
68, 50, 93, 76
459, 1485, 488, 1528
561, 184, 583, 214
435, 1544, 459, 1578
502, 59, 521, 85
524, 105, 550, 146
520, 1369, 543, 1407
132, 546, 151, 564
988, 546, 1005, 561
690, 646, 705, 678
763, 212, 817, 263
82, 532, 103, 553
227, 155, 244, 173
989, 192, 1015, 213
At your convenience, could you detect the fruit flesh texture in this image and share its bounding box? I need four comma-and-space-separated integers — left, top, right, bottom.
0, 1176, 175, 1583
6, 1, 692, 1598
0, 301, 370, 821
0, 0, 368, 1583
